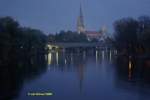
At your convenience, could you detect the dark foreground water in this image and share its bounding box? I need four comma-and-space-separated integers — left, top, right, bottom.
1, 50, 150, 100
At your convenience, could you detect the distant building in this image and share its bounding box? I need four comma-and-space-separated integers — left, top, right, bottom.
77, 4, 107, 41
77, 4, 85, 34
84, 31, 102, 41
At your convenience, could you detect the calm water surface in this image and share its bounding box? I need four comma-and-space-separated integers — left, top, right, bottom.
16, 50, 150, 100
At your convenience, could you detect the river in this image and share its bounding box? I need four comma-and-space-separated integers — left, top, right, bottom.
1, 50, 150, 100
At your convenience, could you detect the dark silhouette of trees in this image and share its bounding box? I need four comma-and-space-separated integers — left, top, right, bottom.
0, 16, 19, 64
0, 16, 47, 65
114, 18, 139, 54
138, 16, 150, 52
114, 16, 150, 55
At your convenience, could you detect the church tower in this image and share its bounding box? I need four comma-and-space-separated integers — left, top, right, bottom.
77, 4, 85, 34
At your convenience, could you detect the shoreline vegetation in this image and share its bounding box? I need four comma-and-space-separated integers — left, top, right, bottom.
0, 17, 48, 100
114, 16, 150, 57
0, 17, 47, 66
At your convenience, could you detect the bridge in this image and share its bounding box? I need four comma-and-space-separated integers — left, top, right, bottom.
47, 42, 114, 52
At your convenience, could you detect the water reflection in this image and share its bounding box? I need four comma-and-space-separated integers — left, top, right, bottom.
115, 55, 150, 99
128, 58, 132, 80
77, 63, 85, 92
2, 49, 150, 100
0, 55, 47, 100
109, 51, 112, 62
47, 50, 116, 90
46, 50, 150, 100
102, 50, 105, 60
48, 53, 52, 65
56, 52, 59, 66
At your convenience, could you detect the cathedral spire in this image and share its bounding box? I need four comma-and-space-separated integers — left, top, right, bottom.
77, 3, 85, 34
80, 3, 83, 17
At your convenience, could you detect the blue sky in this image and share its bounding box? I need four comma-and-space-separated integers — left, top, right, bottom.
0, 0, 150, 35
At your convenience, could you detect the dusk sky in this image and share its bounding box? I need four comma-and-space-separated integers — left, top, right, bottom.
0, 0, 150, 35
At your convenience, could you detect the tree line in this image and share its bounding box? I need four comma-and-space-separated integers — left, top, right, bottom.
0, 16, 47, 65
114, 16, 150, 55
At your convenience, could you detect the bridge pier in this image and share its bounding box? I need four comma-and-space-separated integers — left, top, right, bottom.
47, 43, 114, 54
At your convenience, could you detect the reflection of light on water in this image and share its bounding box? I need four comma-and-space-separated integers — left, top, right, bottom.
77, 63, 84, 92
65, 59, 67, 65
115, 50, 117, 55
56, 52, 59, 65
102, 51, 105, 60
96, 50, 98, 65
48, 53, 52, 65
71, 54, 73, 62
129, 60, 132, 70
109, 51, 112, 62
70, 53, 74, 65
128, 60, 132, 80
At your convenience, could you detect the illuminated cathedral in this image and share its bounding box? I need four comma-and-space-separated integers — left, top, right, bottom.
77, 4, 107, 41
